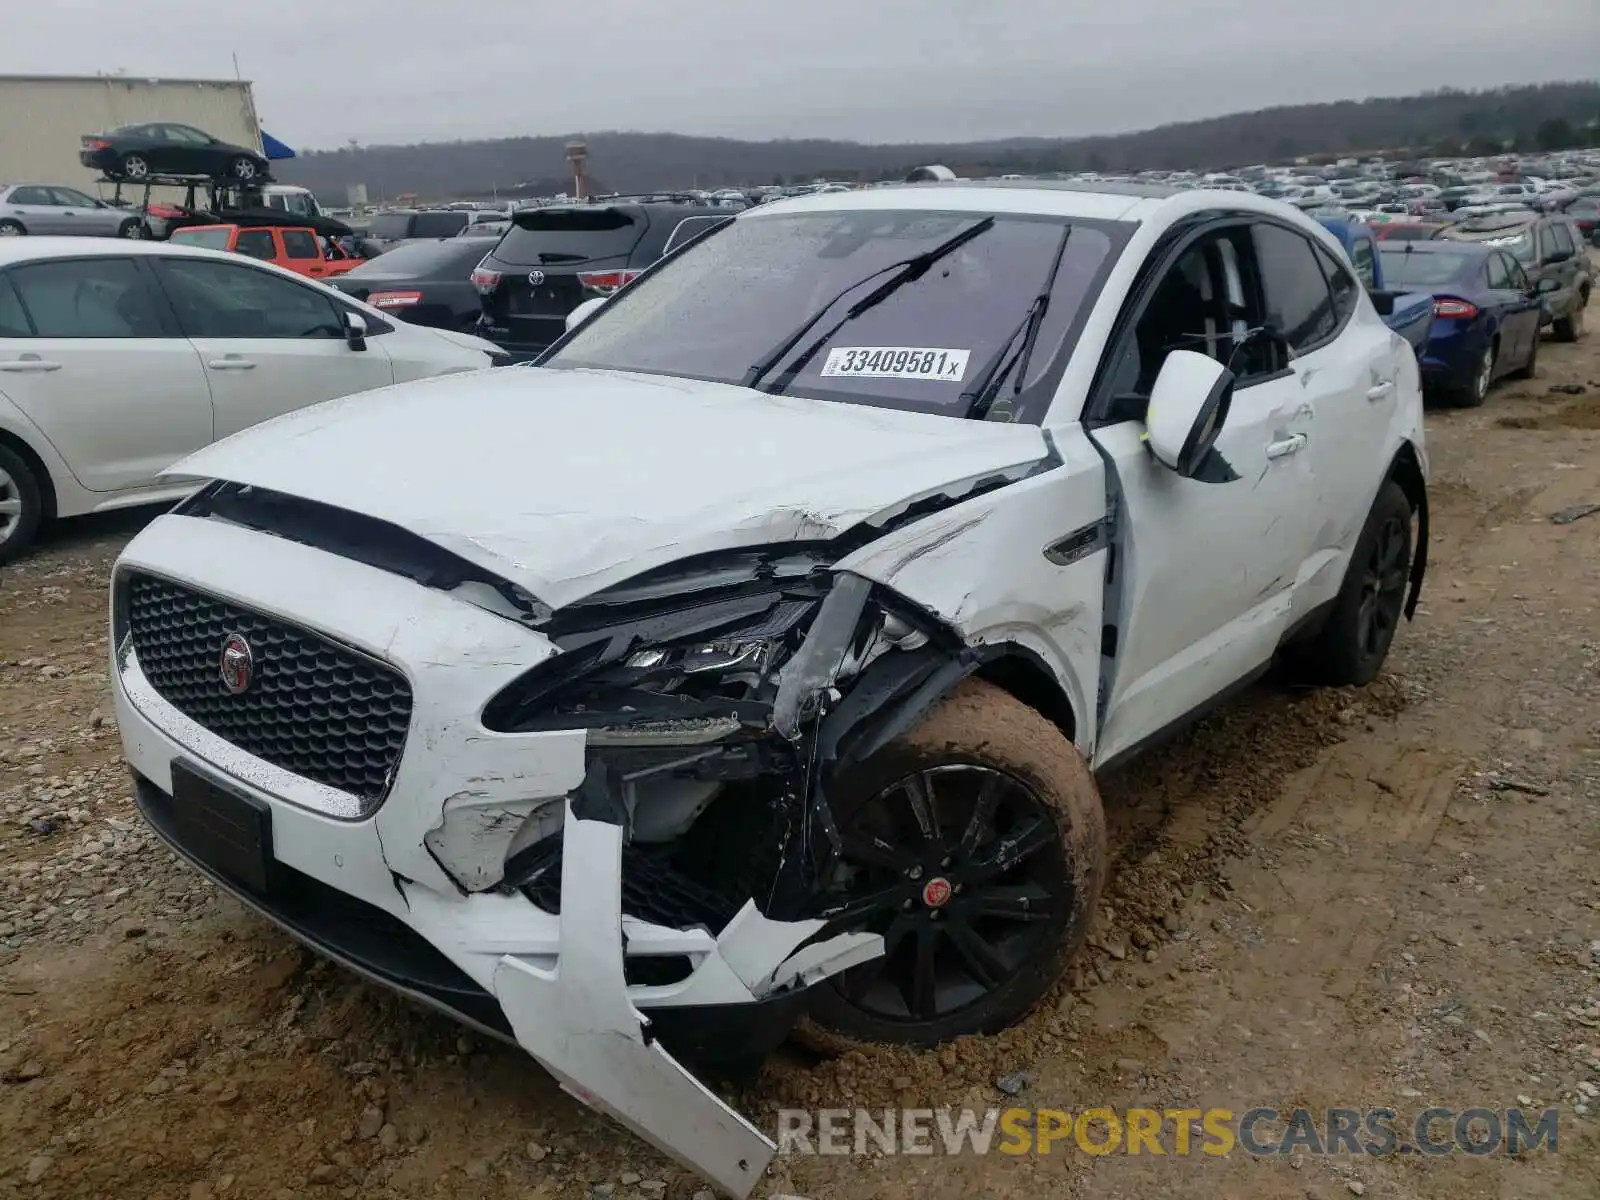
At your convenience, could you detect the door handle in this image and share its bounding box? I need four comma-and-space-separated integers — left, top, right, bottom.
1366, 380, 1394, 401
0, 356, 61, 373
1265, 433, 1308, 459
206, 357, 256, 370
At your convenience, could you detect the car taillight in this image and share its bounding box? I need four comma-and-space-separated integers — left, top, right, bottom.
81, 137, 110, 150
367, 290, 423, 309
146, 204, 182, 219
1433, 297, 1479, 319
577, 269, 642, 295
471, 267, 501, 294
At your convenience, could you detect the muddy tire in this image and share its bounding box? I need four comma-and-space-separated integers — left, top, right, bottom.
1507, 329, 1539, 381
1553, 300, 1584, 343
805, 678, 1106, 1048
1287, 480, 1414, 688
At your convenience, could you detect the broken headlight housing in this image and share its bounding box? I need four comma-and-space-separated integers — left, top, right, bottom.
481, 549, 841, 742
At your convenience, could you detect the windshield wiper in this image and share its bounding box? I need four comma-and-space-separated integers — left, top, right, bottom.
963, 224, 1072, 421
739, 216, 995, 393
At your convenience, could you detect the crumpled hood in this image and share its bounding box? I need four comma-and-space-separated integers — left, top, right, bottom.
166, 367, 1050, 609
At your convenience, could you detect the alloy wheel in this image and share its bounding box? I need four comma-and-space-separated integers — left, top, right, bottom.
0, 465, 23, 545
123, 156, 148, 180
1474, 347, 1493, 403
1356, 514, 1408, 660
824, 764, 1068, 1025
233, 159, 257, 180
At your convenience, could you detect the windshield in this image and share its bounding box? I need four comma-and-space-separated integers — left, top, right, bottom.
170, 227, 234, 250
1378, 247, 1480, 287
542, 209, 1129, 423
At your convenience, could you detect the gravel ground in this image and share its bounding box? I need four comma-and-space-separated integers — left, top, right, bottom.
3, 308, 1600, 1199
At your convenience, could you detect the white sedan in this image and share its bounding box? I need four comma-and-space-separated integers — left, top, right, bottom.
0, 237, 504, 562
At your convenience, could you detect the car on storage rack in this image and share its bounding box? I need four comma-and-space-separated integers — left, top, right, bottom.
107, 182, 1427, 1198
472, 198, 725, 360
168, 224, 362, 282
0, 238, 505, 564
1436, 211, 1590, 341
0, 184, 145, 238
80, 123, 271, 184
329, 234, 505, 331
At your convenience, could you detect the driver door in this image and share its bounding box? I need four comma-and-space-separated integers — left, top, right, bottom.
1086, 219, 1321, 767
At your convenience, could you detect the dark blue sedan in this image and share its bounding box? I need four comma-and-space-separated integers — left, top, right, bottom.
1377, 241, 1549, 407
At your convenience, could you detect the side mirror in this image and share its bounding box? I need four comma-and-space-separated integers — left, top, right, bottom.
1369, 290, 1397, 317
565, 296, 607, 333
1535, 276, 1562, 294
343, 310, 368, 351
1145, 350, 1238, 482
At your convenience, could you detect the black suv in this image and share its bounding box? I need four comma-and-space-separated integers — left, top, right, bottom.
473, 200, 725, 359
1438, 212, 1592, 341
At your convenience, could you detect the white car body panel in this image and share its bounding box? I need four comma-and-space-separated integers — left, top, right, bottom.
109, 185, 1427, 1195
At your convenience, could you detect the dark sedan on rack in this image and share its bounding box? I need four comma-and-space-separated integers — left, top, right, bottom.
80, 123, 271, 183
1378, 240, 1548, 407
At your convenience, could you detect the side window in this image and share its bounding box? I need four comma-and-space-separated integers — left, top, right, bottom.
1501, 255, 1529, 291
1252, 223, 1338, 353
49, 188, 96, 207
1349, 237, 1376, 290
280, 230, 320, 260
154, 259, 344, 339
1484, 254, 1510, 289
10, 187, 53, 206
7, 258, 166, 338
234, 230, 277, 261
162, 125, 211, 145
1549, 222, 1574, 257
0, 275, 35, 336
1313, 242, 1360, 324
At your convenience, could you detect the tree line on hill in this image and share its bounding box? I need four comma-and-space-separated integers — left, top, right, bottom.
278, 81, 1600, 204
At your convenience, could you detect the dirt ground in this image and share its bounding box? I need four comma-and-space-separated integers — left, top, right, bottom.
3, 313, 1600, 1200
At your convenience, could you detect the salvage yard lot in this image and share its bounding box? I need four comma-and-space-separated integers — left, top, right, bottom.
3, 328, 1600, 1199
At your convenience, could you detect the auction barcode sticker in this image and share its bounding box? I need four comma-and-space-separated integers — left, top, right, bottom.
820, 346, 970, 382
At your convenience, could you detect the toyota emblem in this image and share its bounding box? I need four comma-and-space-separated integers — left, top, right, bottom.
219, 632, 254, 696
527, 270, 546, 286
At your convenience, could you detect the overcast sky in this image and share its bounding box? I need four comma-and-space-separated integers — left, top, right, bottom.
5, 0, 1598, 149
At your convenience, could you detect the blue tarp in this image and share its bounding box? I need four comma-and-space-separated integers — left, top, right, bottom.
261, 130, 296, 161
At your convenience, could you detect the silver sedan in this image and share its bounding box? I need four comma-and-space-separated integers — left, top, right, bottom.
0, 184, 144, 237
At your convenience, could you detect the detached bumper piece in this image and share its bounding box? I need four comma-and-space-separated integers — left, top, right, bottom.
131, 770, 833, 1197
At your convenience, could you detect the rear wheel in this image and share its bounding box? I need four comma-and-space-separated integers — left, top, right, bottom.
1452, 343, 1493, 407
1508, 329, 1539, 380
1287, 480, 1413, 687
116, 217, 142, 239
0, 444, 43, 567
229, 156, 259, 181
806, 679, 1106, 1047
119, 154, 149, 181
1554, 299, 1585, 343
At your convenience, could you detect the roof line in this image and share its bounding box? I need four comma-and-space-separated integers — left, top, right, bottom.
0, 73, 252, 86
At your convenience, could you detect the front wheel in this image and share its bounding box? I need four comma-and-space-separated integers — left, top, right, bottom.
1453, 344, 1493, 407
1287, 480, 1414, 687
0, 444, 43, 567
806, 678, 1107, 1047
0, 219, 24, 237
1508, 328, 1540, 380
116, 217, 143, 239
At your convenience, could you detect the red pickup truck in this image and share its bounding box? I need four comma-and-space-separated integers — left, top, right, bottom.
168, 223, 361, 281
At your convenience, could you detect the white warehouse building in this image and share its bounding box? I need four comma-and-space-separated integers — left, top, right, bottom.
0, 73, 263, 193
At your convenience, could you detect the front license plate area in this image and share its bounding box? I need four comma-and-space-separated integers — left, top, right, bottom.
170, 760, 273, 893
